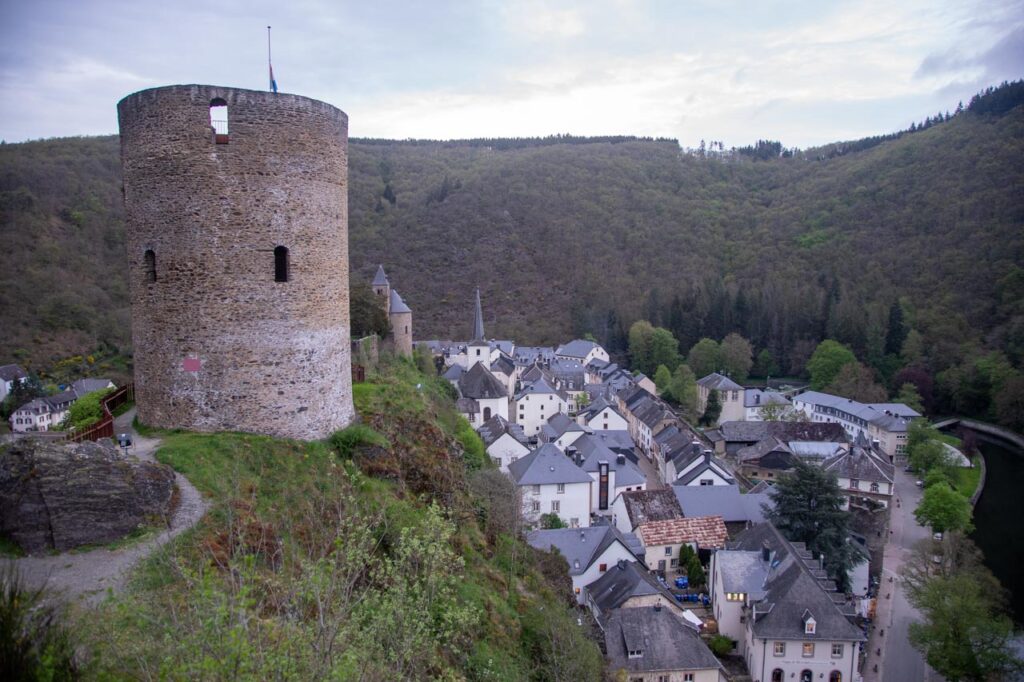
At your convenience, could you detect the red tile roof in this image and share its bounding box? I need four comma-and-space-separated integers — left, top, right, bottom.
637, 515, 728, 549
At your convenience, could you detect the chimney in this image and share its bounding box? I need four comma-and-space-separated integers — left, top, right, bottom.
762, 543, 771, 563
654, 602, 662, 612
617, 559, 627, 571
616, 453, 625, 466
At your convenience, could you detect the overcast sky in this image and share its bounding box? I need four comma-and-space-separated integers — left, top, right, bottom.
1, 0, 1022, 148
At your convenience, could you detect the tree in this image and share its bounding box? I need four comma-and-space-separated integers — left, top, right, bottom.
908, 573, 1022, 681
539, 513, 567, 530
628, 321, 655, 375
897, 383, 925, 414
0, 374, 47, 419
667, 364, 699, 416
994, 375, 1024, 432
764, 460, 857, 589
807, 340, 858, 390
885, 301, 907, 356
719, 333, 754, 383
350, 280, 390, 339
915, 482, 973, 533
893, 366, 934, 412
909, 437, 953, 474
687, 338, 721, 378
823, 362, 887, 402
700, 389, 721, 426
654, 365, 672, 393
649, 327, 681, 372
679, 544, 705, 588
752, 349, 779, 378
59, 387, 114, 431
788, 339, 818, 378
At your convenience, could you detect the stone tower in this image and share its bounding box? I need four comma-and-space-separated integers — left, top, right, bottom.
117, 84, 355, 440
370, 264, 412, 356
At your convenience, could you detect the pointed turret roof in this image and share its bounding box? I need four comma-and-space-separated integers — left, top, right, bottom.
472, 288, 485, 341
389, 289, 411, 314
372, 264, 389, 287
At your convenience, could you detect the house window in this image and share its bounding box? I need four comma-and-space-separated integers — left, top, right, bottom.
683, 674, 694, 682
599, 563, 607, 572
491, 457, 501, 467
557, 483, 565, 494
570, 517, 579, 527
773, 642, 785, 656
832, 643, 843, 657
143, 249, 157, 282
627, 650, 642, 659
664, 547, 672, 556
468, 413, 475, 423
670, 558, 678, 568
274, 246, 289, 282
483, 407, 492, 420
850, 478, 859, 490
530, 501, 540, 513
802, 642, 814, 657
870, 482, 879, 493
210, 98, 229, 143
700, 479, 714, 486
829, 672, 842, 682
771, 670, 783, 682
550, 501, 560, 513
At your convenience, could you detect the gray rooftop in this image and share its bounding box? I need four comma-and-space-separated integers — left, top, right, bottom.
618, 489, 682, 528
586, 560, 675, 617
457, 363, 507, 400
744, 388, 791, 408
388, 288, 412, 314
555, 339, 601, 359
371, 264, 389, 286
476, 415, 529, 448
605, 606, 723, 675
672, 484, 773, 524
578, 441, 646, 487
717, 421, 848, 444
697, 372, 743, 391
471, 287, 485, 341
794, 391, 920, 432
508, 443, 593, 486
0, 364, 28, 382
822, 442, 894, 484
527, 526, 640, 576
514, 376, 567, 401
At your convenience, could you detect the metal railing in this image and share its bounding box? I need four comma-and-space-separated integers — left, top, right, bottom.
64, 383, 135, 443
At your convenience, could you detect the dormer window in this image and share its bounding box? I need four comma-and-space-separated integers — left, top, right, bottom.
803, 611, 816, 634
627, 649, 643, 659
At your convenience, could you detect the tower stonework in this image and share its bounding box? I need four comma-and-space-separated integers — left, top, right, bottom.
118, 84, 355, 440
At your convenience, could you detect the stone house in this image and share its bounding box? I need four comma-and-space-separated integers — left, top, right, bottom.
697, 373, 745, 423
636, 516, 728, 577
604, 606, 726, 682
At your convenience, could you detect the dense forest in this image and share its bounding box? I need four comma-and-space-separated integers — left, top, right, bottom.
1, 81, 1022, 423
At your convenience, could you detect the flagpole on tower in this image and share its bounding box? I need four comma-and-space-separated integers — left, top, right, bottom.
267, 25, 278, 93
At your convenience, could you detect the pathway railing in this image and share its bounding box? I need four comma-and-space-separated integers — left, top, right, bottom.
64, 382, 135, 443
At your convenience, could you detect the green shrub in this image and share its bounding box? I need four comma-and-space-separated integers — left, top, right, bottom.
329, 424, 389, 458
455, 419, 489, 471
0, 565, 77, 680
709, 634, 734, 657
60, 387, 114, 431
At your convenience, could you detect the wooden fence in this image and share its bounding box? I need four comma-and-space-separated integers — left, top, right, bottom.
64, 383, 135, 443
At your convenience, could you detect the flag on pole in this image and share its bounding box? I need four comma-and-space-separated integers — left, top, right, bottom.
267, 26, 278, 93
270, 64, 278, 93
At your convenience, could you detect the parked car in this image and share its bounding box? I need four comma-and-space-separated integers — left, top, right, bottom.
933, 532, 943, 542
916, 479, 924, 487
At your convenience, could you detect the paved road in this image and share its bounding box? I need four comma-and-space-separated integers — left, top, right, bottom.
636, 448, 666, 490
874, 467, 941, 682
14, 408, 207, 605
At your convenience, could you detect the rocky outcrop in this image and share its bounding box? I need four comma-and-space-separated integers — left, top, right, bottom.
0, 438, 177, 553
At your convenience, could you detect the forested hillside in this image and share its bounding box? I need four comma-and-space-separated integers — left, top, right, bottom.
1, 83, 1022, 417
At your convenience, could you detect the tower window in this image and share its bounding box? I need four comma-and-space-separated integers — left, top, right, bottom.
210, 98, 229, 144
144, 249, 157, 282
274, 246, 289, 282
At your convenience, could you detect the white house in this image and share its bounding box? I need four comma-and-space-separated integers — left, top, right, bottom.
455, 362, 509, 426
540, 412, 587, 451
708, 523, 864, 682
477, 415, 531, 472
0, 364, 28, 402
821, 434, 895, 509
555, 339, 610, 366
8, 378, 115, 433
508, 443, 592, 528
604, 606, 726, 682
611, 488, 682, 535
527, 525, 643, 603
743, 388, 793, 421
672, 451, 736, 487
575, 441, 647, 516
792, 390, 920, 460
514, 377, 568, 437
576, 395, 629, 431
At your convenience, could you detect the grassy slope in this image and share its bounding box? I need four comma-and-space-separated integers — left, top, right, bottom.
81, 359, 602, 680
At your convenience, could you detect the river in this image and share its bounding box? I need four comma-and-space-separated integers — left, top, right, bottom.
969, 437, 1024, 624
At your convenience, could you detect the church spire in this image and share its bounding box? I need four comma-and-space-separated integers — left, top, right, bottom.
472, 287, 485, 341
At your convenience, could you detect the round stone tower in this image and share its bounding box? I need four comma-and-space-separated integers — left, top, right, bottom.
117, 84, 355, 440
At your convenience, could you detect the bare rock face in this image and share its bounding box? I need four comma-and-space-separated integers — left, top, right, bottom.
0, 438, 177, 553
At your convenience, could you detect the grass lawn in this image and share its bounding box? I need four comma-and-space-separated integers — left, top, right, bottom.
950, 461, 982, 500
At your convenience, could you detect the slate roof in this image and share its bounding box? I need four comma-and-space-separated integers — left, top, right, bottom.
513, 346, 556, 366
457, 363, 507, 400
574, 431, 638, 463
472, 287, 485, 340
527, 526, 641, 576
632, 398, 675, 430
455, 397, 479, 414
578, 395, 625, 423
546, 412, 585, 439
788, 441, 846, 460
477, 415, 529, 448
490, 353, 515, 377
618, 490, 683, 529
442, 364, 465, 381
605, 606, 723, 675
675, 456, 736, 486
736, 436, 793, 463
717, 421, 848, 444
697, 372, 743, 391
556, 339, 601, 360
389, 288, 412, 314
508, 443, 593, 486
744, 388, 791, 408
0, 364, 28, 382
514, 376, 567, 402
68, 378, 114, 397
672, 484, 773, 524
371, 264, 388, 286
822, 442, 894, 484
637, 516, 728, 549
489, 340, 515, 356
578, 440, 646, 487
726, 523, 864, 642
794, 391, 920, 432
586, 559, 675, 615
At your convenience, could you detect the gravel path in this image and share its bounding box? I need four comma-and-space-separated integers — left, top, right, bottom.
12, 409, 208, 605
